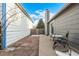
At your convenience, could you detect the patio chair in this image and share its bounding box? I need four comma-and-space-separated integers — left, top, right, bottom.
53, 32, 69, 52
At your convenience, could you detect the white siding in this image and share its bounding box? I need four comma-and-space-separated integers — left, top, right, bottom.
6, 3, 33, 46
49, 20, 55, 35
49, 4, 79, 53
0, 3, 2, 21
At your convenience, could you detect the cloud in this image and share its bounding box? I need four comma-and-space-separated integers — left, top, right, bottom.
36, 10, 55, 23
35, 10, 42, 14
50, 12, 55, 19
33, 19, 39, 28
30, 14, 38, 19
35, 10, 54, 19
30, 9, 55, 26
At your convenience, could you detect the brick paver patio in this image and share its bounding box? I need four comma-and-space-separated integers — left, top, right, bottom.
0, 35, 39, 56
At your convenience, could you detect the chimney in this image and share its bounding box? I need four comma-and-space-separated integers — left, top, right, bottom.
45, 9, 50, 22
45, 9, 50, 35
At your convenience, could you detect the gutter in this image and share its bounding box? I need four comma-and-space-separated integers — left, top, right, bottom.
48, 3, 71, 23
15, 3, 33, 23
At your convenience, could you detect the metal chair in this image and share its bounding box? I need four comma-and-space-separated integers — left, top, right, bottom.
52, 32, 69, 52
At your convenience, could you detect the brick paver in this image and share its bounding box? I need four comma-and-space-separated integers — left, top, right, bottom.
0, 35, 39, 56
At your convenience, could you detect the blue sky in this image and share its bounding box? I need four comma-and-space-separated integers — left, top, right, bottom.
21, 3, 64, 23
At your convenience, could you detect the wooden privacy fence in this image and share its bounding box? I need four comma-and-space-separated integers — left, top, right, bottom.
31, 29, 45, 35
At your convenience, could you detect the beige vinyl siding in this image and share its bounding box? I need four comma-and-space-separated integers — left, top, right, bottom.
0, 3, 2, 48
50, 4, 79, 52
6, 4, 32, 46
0, 4, 2, 20
49, 20, 55, 35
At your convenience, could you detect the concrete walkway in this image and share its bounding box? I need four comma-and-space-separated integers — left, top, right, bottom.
0, 35, 56, 56
39, 35, 57, 56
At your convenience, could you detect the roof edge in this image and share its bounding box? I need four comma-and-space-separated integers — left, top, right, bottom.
15, 3, 33, 23
48, 3, 71, 23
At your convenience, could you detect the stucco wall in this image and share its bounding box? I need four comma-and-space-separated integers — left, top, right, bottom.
6, 3, 33, 46
49, 4, 79, 52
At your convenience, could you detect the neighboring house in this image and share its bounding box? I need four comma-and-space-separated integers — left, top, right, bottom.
0, 3, 33, 49
48, 3, 79, 54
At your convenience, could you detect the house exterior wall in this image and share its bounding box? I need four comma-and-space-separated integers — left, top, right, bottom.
49, 4, 79, 52
6, 3, 33, 46
49, 20, 55, 35
0, 3, 2, 48
0, 4, 2, 21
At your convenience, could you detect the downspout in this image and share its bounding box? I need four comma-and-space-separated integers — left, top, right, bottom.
2, 3, 6, 49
